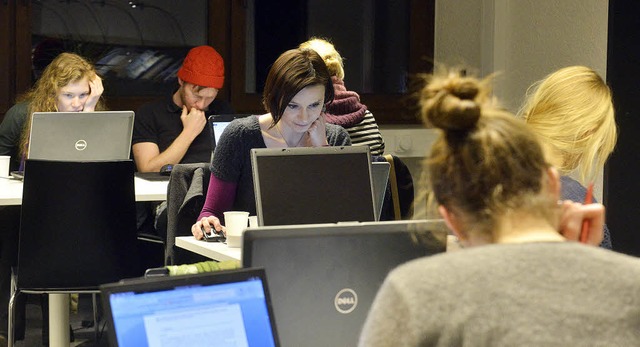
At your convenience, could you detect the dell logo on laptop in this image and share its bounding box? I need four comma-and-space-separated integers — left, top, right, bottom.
75, 140, 87, 151
334, 288, 358, 314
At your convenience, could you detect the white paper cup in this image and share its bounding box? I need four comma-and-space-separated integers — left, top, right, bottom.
0, 156, 9, 178
224, 211, 250, 248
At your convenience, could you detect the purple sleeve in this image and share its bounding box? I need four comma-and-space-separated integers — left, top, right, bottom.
198, 173, 238, 221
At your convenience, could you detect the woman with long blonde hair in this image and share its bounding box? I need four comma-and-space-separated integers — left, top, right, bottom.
519, 66, 616, 249
0, 52, 104, 172
0, 51, 103, 343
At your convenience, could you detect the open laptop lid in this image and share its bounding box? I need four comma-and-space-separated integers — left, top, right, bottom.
100, 268, 280, 347
251, 146, 376, 226
28, 111, 134, 161
208, 114, 253, 155
371, 161, 390, 220
242, 219, 447, 347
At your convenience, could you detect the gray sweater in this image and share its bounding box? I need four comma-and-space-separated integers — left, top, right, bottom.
359, 242, 640, 347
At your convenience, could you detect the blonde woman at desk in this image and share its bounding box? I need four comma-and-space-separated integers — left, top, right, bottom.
0, 51, 103, 344
299, 37, 385, 155
358, 70, 640, 346
191, 48, 350, 239
519, 66, 617, 249
0, 52, 104, 172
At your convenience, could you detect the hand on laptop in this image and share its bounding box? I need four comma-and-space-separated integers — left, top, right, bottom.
192, 215, 225, 240
84, 75, 104, 112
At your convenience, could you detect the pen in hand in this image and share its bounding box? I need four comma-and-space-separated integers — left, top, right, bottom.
579, 182, 594, 243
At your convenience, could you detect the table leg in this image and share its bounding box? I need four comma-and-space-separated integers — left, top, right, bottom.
49, 293, 70, 346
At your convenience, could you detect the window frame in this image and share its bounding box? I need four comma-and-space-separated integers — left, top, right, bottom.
227, 0, 434, 124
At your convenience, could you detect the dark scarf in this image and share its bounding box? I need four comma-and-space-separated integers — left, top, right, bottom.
324, 77, 367, 127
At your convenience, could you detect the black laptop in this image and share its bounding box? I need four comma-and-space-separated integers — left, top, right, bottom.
251, 146, 377, 226
242, 220, 447, 347
100, 268, 280, 347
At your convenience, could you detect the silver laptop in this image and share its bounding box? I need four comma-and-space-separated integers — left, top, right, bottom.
242, 219, 447, 347
28, 111, 134, 161
251, 146, 377, 226
371, 161, 390, 219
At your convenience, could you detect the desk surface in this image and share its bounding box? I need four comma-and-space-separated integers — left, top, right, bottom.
132, 177, 169, 201
175, 236, 242, 262
0, 176, 168, 205
175, 234, 459, 262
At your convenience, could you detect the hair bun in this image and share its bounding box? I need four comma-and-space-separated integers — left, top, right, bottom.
451, 80, 479, 101
421, 75, 483, 131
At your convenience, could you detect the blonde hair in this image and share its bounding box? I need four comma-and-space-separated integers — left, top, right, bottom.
18, 52, 105, 155
419, 69, 556, 238
519, 66, 617, 184
299, 37, 345, 80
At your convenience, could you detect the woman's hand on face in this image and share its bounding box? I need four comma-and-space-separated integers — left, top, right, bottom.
305, 113, 329, 147
83, 75, 104, 112
191, 216, 224, 240
558, 200, 605, 246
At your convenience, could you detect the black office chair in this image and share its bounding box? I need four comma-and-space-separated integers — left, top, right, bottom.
7, 160, 143, 346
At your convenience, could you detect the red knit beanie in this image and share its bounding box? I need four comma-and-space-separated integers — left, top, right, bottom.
177, 46, 225, 89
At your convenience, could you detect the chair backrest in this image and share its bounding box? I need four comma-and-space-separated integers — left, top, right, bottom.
164, 162, 211, 265
17, 159, 141, 290
380, 154, 414, 220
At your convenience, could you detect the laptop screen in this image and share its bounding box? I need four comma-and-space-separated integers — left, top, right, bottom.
101, 269, 279, 347
242, 220, 447, 347
28, 111, 134, 161
208, 114, 253, 153
251, 146, 376, 226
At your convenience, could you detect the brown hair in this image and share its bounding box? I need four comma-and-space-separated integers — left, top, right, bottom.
18, 52, 105, 155
262, 48, 334, 127
420, 69, 556, 237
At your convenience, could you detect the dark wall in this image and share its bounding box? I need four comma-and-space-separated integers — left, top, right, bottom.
255, 0, 307, 93
605, 0, 640, 256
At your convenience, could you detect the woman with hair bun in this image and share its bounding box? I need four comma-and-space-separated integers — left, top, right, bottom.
519, 66, 616, 249
358, 69, 640, 347
299, 37, 385, 155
